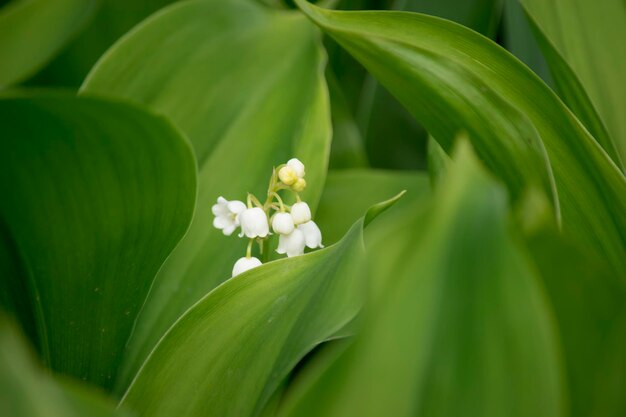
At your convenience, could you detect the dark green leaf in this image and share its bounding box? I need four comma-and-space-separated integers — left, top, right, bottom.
0, 92, 196, 391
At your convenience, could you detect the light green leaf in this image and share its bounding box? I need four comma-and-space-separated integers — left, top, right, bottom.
278, 141, 566, 417
520, 0, 626, 164
0, 317, 132, 417
82, 0, 331, 393
0, 0, 97, 87
315, 169, 429, 245
294, 0, 626, 279
0, 93, 196, 391
523, 221, 626, 417
119, 196, 401, 417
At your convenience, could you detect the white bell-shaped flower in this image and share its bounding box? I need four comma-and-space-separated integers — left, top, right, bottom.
290, 202, 311, 225
238, 207, 269, 238
232, 256, 262, 277
276, 228, 306, 257
212, 196, 246, 236
287, 158, 305, 178
272, 212, 295, 235
298, 220, 324, 249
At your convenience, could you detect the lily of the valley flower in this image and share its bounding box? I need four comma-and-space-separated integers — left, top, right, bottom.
232, 256, 262, 277
276, 228, 306, 257
212, 157, 324, 278
298, 220, 323, 249
290, 201, 311, 225
212, 196, 246, 236
239, 207, 270, 238
272, 212, 294, 235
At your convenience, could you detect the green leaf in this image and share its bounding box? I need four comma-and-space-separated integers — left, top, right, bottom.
514, 2, 622, 169
119, 197, 401, 417
81, 0, 331, 393
520, 0, 626, 164
278, 141, 566, 417
0, 316, 131, 417
294, 0, 626, 279
523, 221, 626, 417
0, 92, 196, 391
0, 0, 97, 87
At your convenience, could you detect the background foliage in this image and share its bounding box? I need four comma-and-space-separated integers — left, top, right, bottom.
1, 0, 624, 416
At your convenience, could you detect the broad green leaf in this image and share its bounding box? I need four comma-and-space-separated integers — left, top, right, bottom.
520, 0, 626, 163
279, 141, 566, 417
355, 0, 502, 170
0, 93, 196, 391
0, 317, 131, 417
0, 0, 96, 87
119, 196, 402, 417
294, 0, 626, 279
82, 0, 331, 393
27, 0, 178, 88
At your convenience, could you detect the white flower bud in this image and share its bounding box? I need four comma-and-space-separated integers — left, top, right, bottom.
238, 207, 269, 238
212, 196, 246, 236
287, 158, 305, 178
278, 166, 298, 186
232, 256, 262, 277
272, 212, 295, 235
276, 229, 306, 257
290, 202, 311, 225
298, 221, 324, 249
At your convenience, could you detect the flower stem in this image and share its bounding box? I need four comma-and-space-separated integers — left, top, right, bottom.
246, 239, 253, 258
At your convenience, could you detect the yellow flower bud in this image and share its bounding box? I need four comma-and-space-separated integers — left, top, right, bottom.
292, 178, 306, 192
278, 166, 298, 185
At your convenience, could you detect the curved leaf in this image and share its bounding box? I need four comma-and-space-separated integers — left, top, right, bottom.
0, 0, 97, 87
82, 0, 331, 392
516, 3, 622, 169
119, 196, 402, 417
520, 0, 626, 163
0, 93, 196, 391
294, 0, 626, 279
279, 141, 566, 417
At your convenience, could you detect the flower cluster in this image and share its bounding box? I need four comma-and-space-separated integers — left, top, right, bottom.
212, 158, 323, 277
